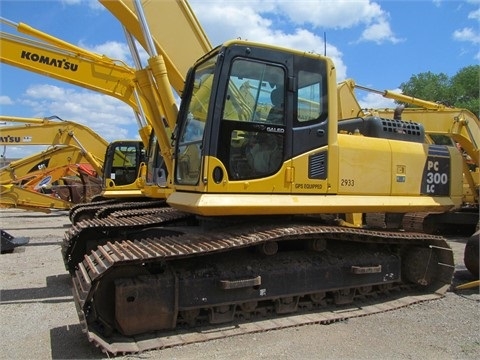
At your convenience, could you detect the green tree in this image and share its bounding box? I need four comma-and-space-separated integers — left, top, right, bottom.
449, 65, 479, 115
399, 71, 450, 104
399, 66, 479, 116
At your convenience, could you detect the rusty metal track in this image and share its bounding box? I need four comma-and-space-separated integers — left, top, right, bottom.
81, 292, 443, 355
72, 224, 454, 355
68, 198, 117, 222
62, 207, 191, 272
69, 199, 166, 225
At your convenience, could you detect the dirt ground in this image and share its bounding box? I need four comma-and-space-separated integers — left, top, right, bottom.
0, 208, 478, 360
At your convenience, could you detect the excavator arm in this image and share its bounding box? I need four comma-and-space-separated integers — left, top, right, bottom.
1, 145, 90, 185
99, 0, 213, 183
337, 79, 479, 167
100, 0, 212, 95
0, 150, 102, 212
0, 27, 137, 107
0, 115, 108, 175
0, 162, 102, 212
0, 22, 152, 146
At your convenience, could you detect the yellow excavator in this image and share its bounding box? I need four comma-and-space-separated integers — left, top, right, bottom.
0, 115, 109, 210
1, 146, 95, 211
1, 145, 91, 185
0, 145, 85, 252
51, 0, 477, 354
0, 115, 108, 252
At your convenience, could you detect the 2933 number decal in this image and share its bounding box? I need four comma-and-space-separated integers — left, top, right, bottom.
341, 178, 355, 187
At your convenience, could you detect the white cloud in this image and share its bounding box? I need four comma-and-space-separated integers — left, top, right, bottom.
468, 7, 480, 20
76, 38, 149, 68
61, 0, 103, 11
60, 0, 81, 5
358, 91, 397, 109
449, 1, 480, 61
77, 40, 132, 64
453, 27, 480, 44
359, 17, 403, 44
191, 0, 400, 46
276, 0, 385, 29
0, 96, 13, 105
25, 84, 65, 99
20, 84, 136, 143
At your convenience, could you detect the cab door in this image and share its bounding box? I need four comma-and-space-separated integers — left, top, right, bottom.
290, 56, 330, 194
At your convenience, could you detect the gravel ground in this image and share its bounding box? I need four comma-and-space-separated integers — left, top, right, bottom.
0, 208, 478, 360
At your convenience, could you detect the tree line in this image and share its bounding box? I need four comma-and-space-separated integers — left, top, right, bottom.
399, 65, 479, 117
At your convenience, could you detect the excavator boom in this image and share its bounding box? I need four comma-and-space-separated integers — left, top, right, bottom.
1, 145, 92, 185
0, 29, 138, 110
100, 0, 211, 95
0, 116, 108, 211
0, 20, 159, 147
0, 116, 108, 174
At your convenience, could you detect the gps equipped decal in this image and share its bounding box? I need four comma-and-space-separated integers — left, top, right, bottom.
421, 145, 450, 196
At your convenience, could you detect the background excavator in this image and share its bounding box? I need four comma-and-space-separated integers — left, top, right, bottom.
0, 0, 214, 264
0, 0, 211, 224
0, 115, 107, 211
0, 115, 108, 252
0, 17, 152, 199
337, 79, 478, 231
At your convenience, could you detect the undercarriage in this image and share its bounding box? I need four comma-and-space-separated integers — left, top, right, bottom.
70, 219, 454, 355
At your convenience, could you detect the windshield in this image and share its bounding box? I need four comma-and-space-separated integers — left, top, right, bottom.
175, 56, 216, 185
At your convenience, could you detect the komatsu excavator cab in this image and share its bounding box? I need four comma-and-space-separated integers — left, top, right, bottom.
170, 40, 462, 218
172, 41, 332, 211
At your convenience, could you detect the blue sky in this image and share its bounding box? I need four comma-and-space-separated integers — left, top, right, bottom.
1, 0, 479, 159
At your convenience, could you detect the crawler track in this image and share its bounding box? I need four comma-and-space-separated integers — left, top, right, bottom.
69, 199, 167, 225
71, 223, 454, 355
62, 207, 191, 273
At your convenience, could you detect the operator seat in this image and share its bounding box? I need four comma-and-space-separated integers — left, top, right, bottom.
266, 88, 284, 124
247, 132, 282, 175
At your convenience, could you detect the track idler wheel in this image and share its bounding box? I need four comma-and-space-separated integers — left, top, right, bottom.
402, 247, 439, 287
91, 266, 149, 336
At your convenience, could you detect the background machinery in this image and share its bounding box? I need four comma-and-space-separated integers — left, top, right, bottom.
337, 79, 478, 232
336, 79, 479, 278
0, 17, 152, 199
0, 0, 211, 224
0, 115, 108, 252
57, 0, 474, 354
0, 115, 108, 211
